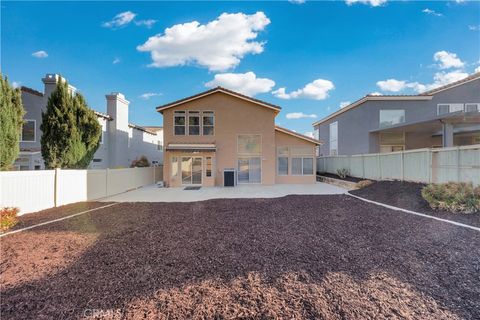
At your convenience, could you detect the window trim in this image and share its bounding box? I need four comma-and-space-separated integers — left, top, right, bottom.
437, 103, 465, 115
465, 103, 480, 112
202, 111, 215, 136
173, 111, 186, 136
20, 119, 36, 143
329, 121, 338, 156
379, 109, 405, 128
187, 111, 200, 136
205, 156, 213, 177
277, 156, 289, 176
291, 157, 315, 176
237, 134, 262, 156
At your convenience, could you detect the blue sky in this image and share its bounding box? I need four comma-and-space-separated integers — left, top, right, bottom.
2, 1, 479, 136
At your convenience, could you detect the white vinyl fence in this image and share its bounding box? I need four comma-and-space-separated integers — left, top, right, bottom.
0, 166, 163, 215
317, 145, 480, 186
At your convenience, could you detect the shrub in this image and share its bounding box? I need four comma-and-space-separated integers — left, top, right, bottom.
356, 180, 373, 189
421, 182, 480, 214
131, 155, 150, 168
1, 207, 19, 231
336, 168, 350, 179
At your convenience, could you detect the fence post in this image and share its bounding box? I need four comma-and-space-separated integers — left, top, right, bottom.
456, 146, 461, 183
362, 155, 365, 179
378, 154, 382, 180
105, 168, 109, 197
428, 149, 432, 183
54, 168, 59, 207
401, 151, 404, 181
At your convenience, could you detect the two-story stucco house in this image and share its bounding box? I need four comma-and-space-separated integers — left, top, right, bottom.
157, 87, 320, 187
15, 74, 163, 170
313, 72, 480, 156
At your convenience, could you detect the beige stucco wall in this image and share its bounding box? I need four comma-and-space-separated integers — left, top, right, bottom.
274, 130, 317, 184
162, 92, 277, 186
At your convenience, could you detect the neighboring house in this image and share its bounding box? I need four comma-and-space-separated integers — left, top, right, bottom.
15, 74, 163, 170
313, 72, 480, 156
157, 87, 320, 187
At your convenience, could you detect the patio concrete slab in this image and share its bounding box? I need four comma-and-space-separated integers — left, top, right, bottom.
101, 182, 346, 203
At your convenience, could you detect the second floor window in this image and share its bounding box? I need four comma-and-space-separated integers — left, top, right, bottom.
188, 111, 200, 135
174, 111, 186, 135
379, 110, 405, 128
203, 111, 214, 135
21, 120, 36, 142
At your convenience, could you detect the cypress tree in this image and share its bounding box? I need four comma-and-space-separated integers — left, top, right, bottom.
0, 74, 25, 170
40, 79, 101, 169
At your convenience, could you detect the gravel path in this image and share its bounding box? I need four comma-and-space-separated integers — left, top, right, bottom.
1, 195, 479, 319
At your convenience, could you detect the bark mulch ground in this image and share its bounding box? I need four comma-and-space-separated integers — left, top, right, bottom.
1, 195, 479, 319
350, 180, 480, 228
317, 172, 364, 183
5, 202, 112, 233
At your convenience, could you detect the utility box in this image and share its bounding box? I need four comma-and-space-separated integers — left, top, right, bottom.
223, 169, 236, 187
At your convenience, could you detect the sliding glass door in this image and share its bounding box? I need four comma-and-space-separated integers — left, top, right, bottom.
237, 157, 261, 183
181, 157, 202, 185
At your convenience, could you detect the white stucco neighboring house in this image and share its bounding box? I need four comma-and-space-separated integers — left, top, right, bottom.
15, 74, 163, 170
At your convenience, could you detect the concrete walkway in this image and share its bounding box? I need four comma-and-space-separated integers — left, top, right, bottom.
101, 182, 346, 203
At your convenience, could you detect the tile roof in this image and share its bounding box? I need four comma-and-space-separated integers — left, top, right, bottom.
275, 125, 322, 145
420, 71, 480, 95
156, 86, 281, 112
20, 86, 43, 97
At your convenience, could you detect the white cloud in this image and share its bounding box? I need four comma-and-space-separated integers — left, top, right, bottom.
345, 0, 387, 7
102, 11, 137, 29
285, 112, 317, 119
205, 71, 275, 96
140, 92, 162, 100
369, 92, 383, 96
289, 0, 306, 4
273, 79, 334, 100
422, 8, 443, 17
32, 50, 48, 58
339, 101, 351, 109
430, 70, 469, 87
376, 79, 407, 92
135, 19, 157, 28
12, 81, 21, 88
475, 66, 480, 73
137, 12, 270, 71
304, 131, 314, 138
113, 58, 121, 64
433, 51, 465, 69
469, 25, 480, 31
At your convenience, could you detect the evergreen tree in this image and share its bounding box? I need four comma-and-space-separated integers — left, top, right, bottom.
40, 79, 101, 169
0, 74, 25, 170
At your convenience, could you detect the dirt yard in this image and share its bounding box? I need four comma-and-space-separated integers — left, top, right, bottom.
1, 195, 479, 319
351, 180, 480, 227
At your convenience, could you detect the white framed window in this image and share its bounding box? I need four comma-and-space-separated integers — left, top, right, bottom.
437, 103, 464, 115
465, 103, 480, 112
329, 121, 338, 156
21, 119, 36, 142
379, 110, 405, 128
188, 111, 200, 135
174, 111, 186, 135
205, 156, 213, 177
238, 134, 261, 155
291, 157, 314, 175
171, 156, 178, 177
278, 157, 288, 175
202, 111, 214, 135
157, 140, 163, 151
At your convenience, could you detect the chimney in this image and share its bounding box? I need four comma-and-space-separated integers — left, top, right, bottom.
106, 92, 130, 167
41, 73, 77, 99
